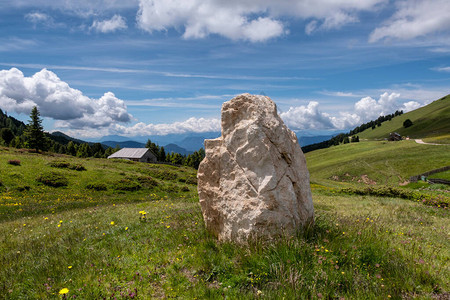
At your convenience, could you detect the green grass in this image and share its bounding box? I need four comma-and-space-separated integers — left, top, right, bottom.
0, 148, 196, 222
428, 170, 450, 181
358, 95, 450, 142
0, 147, 449, 299
305, 140, 450, 187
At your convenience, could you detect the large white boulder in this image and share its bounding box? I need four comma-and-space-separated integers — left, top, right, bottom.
197, 93, 314, 243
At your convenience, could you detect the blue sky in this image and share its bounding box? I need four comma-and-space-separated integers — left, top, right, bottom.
0, 0, 449, 139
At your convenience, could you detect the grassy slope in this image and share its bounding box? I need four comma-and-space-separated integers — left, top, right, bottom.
0, 147, 197, 222
305, 140, 450, 186
358, 95, 450, 143
0, 148, 449, 299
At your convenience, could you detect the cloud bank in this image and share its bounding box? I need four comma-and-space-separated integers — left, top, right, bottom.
0, 68, 132, 128
16, 0, 450, 43
0, 68, 427, 138
281, 92, 422, 131
137, 0, 385, 41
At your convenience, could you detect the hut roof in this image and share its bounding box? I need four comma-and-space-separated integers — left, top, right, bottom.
108, 148, 150, 159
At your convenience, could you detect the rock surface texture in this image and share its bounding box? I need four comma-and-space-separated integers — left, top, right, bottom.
197, 93, 314, 243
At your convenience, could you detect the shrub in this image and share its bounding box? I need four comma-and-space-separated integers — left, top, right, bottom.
15, 186, 31, 192
403, 119, 413, 128
71, 164, 86, 171
50, 161, 70, 168
8, 160, 21, 166
163, 184, 181, 193
135, 176, 158, 188
181, 186, 190, 192
185, 176, 198, 185
148, 170, 178, 181
49, 161, 86, 171
86, 182, 107, 191
113, 179, 141, 191
340, 186, 448, 208
36, 172, 69, 187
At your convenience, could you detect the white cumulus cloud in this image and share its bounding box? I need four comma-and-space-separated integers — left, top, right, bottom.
370, 0, 450, 42
137, 0, 385, 41
91, 15, 127, 33
280, 92, 423, 131
63, 117, 221, 139
280, 101, 334, 130
0, 68, 132, 129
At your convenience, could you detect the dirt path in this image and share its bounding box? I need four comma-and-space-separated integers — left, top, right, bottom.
414, 139, 449, 145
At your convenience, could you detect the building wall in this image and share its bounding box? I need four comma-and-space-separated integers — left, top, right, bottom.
139, 151, 157, 163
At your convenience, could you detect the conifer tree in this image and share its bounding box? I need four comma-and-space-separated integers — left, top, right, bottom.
24, 106, 48, 152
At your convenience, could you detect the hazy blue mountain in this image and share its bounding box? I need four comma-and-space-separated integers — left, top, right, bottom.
101, 140, 146, 148
98, 135, 133, 143
175, 132, 220, 151
297, 135, 334, 147
163, 143, 193, 155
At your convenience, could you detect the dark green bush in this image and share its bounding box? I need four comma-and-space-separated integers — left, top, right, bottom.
149, 170, 178, 181
49, 161, 70, 168
86, 182, 107, 191
8, 160, 21, 166
71, 164, 86, 171
49, 161, 86, 171
135, 176, 158, 188
340, 186, 448, 208
15, 186, 31, 192
181, 186, 190, 192
113, 179, 141, 191
185, 176, 198, 185
403, 119, 413, 128
36, 172, 69, 187
163, 184, 181, 193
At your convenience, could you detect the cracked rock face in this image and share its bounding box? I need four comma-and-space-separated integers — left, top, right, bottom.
197, 93, 314, 243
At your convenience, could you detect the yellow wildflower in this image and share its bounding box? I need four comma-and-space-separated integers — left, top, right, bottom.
59, 288, 69, 295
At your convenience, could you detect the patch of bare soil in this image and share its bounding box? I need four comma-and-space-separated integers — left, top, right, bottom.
330, 174, 377, 185
358, 175, 377, 185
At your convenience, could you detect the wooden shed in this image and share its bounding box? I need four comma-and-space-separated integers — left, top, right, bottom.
388, 132, 402, 141
107, 148, 157, 163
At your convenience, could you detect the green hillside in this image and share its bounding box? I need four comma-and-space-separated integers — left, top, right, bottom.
305, 140, 450, 187
1, 146, 449, 298
358, 94, 450, 143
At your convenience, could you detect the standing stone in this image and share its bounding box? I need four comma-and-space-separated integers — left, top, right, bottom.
197, 93, 314, 243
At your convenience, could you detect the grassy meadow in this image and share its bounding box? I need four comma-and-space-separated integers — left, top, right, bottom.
357, 95, 450, 143
305, 140, 450, 187
0, 144, 449, 299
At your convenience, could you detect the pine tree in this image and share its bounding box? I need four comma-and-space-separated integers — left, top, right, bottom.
158, 146, 166, 162
0, 128, 14, 145
24, 107, 48, 152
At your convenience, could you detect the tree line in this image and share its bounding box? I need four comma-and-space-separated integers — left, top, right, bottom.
145, 139, 205, 169
302, 110, 403, 153
0, 107, 119, 158
0, 107, 205, 169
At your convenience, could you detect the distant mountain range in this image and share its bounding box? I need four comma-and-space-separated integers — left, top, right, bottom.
298, 135, 334, 147
97, 132, 335, 155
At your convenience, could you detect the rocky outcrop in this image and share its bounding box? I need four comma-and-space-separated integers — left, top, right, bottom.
197, 93, 314, 243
